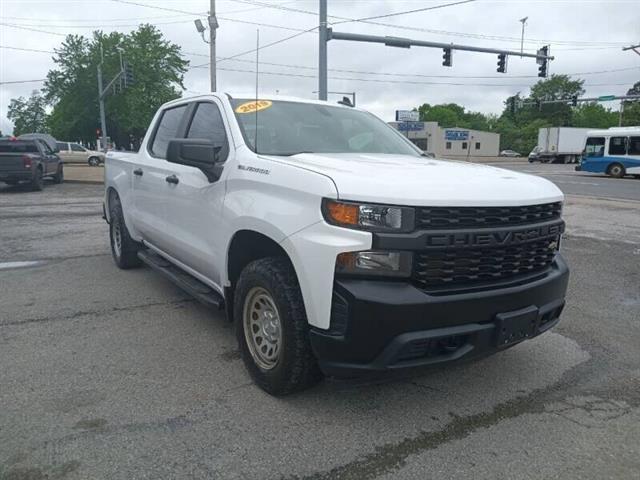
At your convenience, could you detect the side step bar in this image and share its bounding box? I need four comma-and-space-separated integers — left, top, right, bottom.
137, 250, 224, 309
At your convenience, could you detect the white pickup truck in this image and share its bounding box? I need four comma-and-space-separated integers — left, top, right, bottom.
104, 94, 569, 395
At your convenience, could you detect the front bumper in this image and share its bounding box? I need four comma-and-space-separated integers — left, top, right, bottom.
574, 164, 582, 171
310, 254, 569, 378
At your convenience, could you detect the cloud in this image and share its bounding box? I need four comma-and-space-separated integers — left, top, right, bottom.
1, 0, 638, 134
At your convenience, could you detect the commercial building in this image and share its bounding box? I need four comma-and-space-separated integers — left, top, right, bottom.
389, 121, 500, 158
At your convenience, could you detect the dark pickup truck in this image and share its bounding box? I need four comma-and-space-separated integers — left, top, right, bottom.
0, 138, 64, 190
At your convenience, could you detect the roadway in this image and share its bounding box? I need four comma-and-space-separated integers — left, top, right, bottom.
486, 161, 640, 202
1, 176, 639, 479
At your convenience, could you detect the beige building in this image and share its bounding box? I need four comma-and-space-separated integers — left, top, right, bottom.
389, 121, 500, 158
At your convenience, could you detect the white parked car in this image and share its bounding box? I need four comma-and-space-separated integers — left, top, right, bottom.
499, 149, 522, 157
104, 94, 569, 395
56, 142, 105, 166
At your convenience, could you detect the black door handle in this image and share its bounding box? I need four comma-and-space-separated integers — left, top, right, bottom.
165, 174, 179, 184
133, 168, 143, 176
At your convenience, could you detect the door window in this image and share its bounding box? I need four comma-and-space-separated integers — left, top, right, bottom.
150, 104, 188, 159
608, 136, 627, 155
38, 140, 53, 155
56, 142, 68, 151
628, 136, 640, 155
70, 143, 85, 152
584, 137, 605, 157
186, 102, 229, 162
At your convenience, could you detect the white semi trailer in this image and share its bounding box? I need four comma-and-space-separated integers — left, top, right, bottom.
530, 127, 591, 164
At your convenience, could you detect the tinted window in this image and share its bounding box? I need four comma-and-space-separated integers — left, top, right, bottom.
475, 142, 481, 150
150, 105, 188, 158
0, 141, 38, 153
56, 142, 68, 151
230, 99, 420, 157
585, 137, 605, 157
70, 143, 85, 152
445, 142, 452, 149
462, 142, 468, 150
38, 140, 53, 154
608, 136, 627, 155
628, 136, 640, 155
187, 102, 228, 160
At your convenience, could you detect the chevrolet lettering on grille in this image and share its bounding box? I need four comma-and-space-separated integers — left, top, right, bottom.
424, 222, 564, 249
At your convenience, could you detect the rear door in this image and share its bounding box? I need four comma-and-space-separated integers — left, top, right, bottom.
162, 100, 231, 287
132, 103, 190, 251
37, 140, 57, 173
56, 142, 72, 162
69, 143, 87, 163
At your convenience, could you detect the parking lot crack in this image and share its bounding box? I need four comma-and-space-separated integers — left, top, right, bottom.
0, 298, 195, 327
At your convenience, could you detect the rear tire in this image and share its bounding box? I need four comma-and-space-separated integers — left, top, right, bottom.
53, 165, 64, 184
234, 257, 321, 396
607, 163, 625, 179
31, 168, 43, 191
109, 196, 143, 269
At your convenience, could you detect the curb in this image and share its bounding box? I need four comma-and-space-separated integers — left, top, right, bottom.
63, 180, 104, 185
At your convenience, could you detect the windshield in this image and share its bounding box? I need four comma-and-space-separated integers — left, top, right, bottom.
230, 99, 421, 157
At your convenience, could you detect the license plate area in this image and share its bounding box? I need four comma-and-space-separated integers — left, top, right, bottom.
495, 306, 539, 348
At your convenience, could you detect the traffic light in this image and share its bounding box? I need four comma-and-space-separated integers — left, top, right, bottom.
442, 47, 452, 67
496, 53, 507, 73
537, 46, 548, 78
509, 97, 516, 115
571, 95, 578, 107
123, 61, 135, 88
535, 99, 542, 110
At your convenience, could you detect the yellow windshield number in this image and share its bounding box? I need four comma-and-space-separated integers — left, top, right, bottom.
235, 100, 273, 114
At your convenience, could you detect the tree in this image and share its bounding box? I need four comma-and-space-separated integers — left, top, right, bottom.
529, 74, 585, 126
7, 91, 49, 136
622, 80, 640, 126
572, 103, 618, 129
44, 25, 188, 148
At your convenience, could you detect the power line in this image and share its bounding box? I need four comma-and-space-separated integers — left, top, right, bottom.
0, 23, 67, 36
0, 79, 47, 85
185, 52, 639, 80
189, 65, 635, 89
333, 0, 476, 23
228, 0, 629, 47
0, 45, 55, 54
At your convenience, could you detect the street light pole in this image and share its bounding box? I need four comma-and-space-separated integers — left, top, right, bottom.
519, 17, 528, 56
209, 0, 218, 92
97, 63, 108, 152
319, 0, 328, 100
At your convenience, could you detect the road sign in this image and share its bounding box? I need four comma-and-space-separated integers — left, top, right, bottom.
396, 110, 419, 122
597, 95, 616, 101
445, 130, 469, 141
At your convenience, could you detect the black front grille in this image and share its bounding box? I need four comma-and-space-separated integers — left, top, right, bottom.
413, 237, 558, 290
416, 202, 562, 230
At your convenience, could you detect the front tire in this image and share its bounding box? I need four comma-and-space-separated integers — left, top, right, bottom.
31, 168, 43, 191
53, 165, 64, 184
234, 257, 321, 396
109, 196, 142, 269
88, 157, 100, 166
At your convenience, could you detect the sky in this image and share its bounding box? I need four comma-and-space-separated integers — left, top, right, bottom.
0, 0, 639, 135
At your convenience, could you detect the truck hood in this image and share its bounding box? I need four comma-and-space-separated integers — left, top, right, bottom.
265, 153, 563, 206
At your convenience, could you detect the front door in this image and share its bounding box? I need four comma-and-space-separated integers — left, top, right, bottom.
132, 103, 190, 251
162, 100, 231, 289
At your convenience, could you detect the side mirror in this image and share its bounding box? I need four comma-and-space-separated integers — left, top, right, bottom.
166, 138, 224, 182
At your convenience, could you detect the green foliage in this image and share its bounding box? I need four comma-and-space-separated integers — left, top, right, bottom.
43, 24, 188, 147
418, 103, 490, 131
572, 103, 618, 128
7, 91, 49, 136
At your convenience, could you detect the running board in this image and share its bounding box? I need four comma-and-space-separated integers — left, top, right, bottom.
137, 250, 224, 309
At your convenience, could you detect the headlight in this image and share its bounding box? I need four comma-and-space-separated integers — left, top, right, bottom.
336, 251, 413, 278
322, 199, 414, 232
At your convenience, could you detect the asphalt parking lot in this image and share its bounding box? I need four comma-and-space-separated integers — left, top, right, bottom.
1, 165, 639, 479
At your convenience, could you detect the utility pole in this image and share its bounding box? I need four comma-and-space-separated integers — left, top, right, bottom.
97, 64, 108, 152
319, 0, 328, 101
209, 0, 218, 92
619, 100, 624, 127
